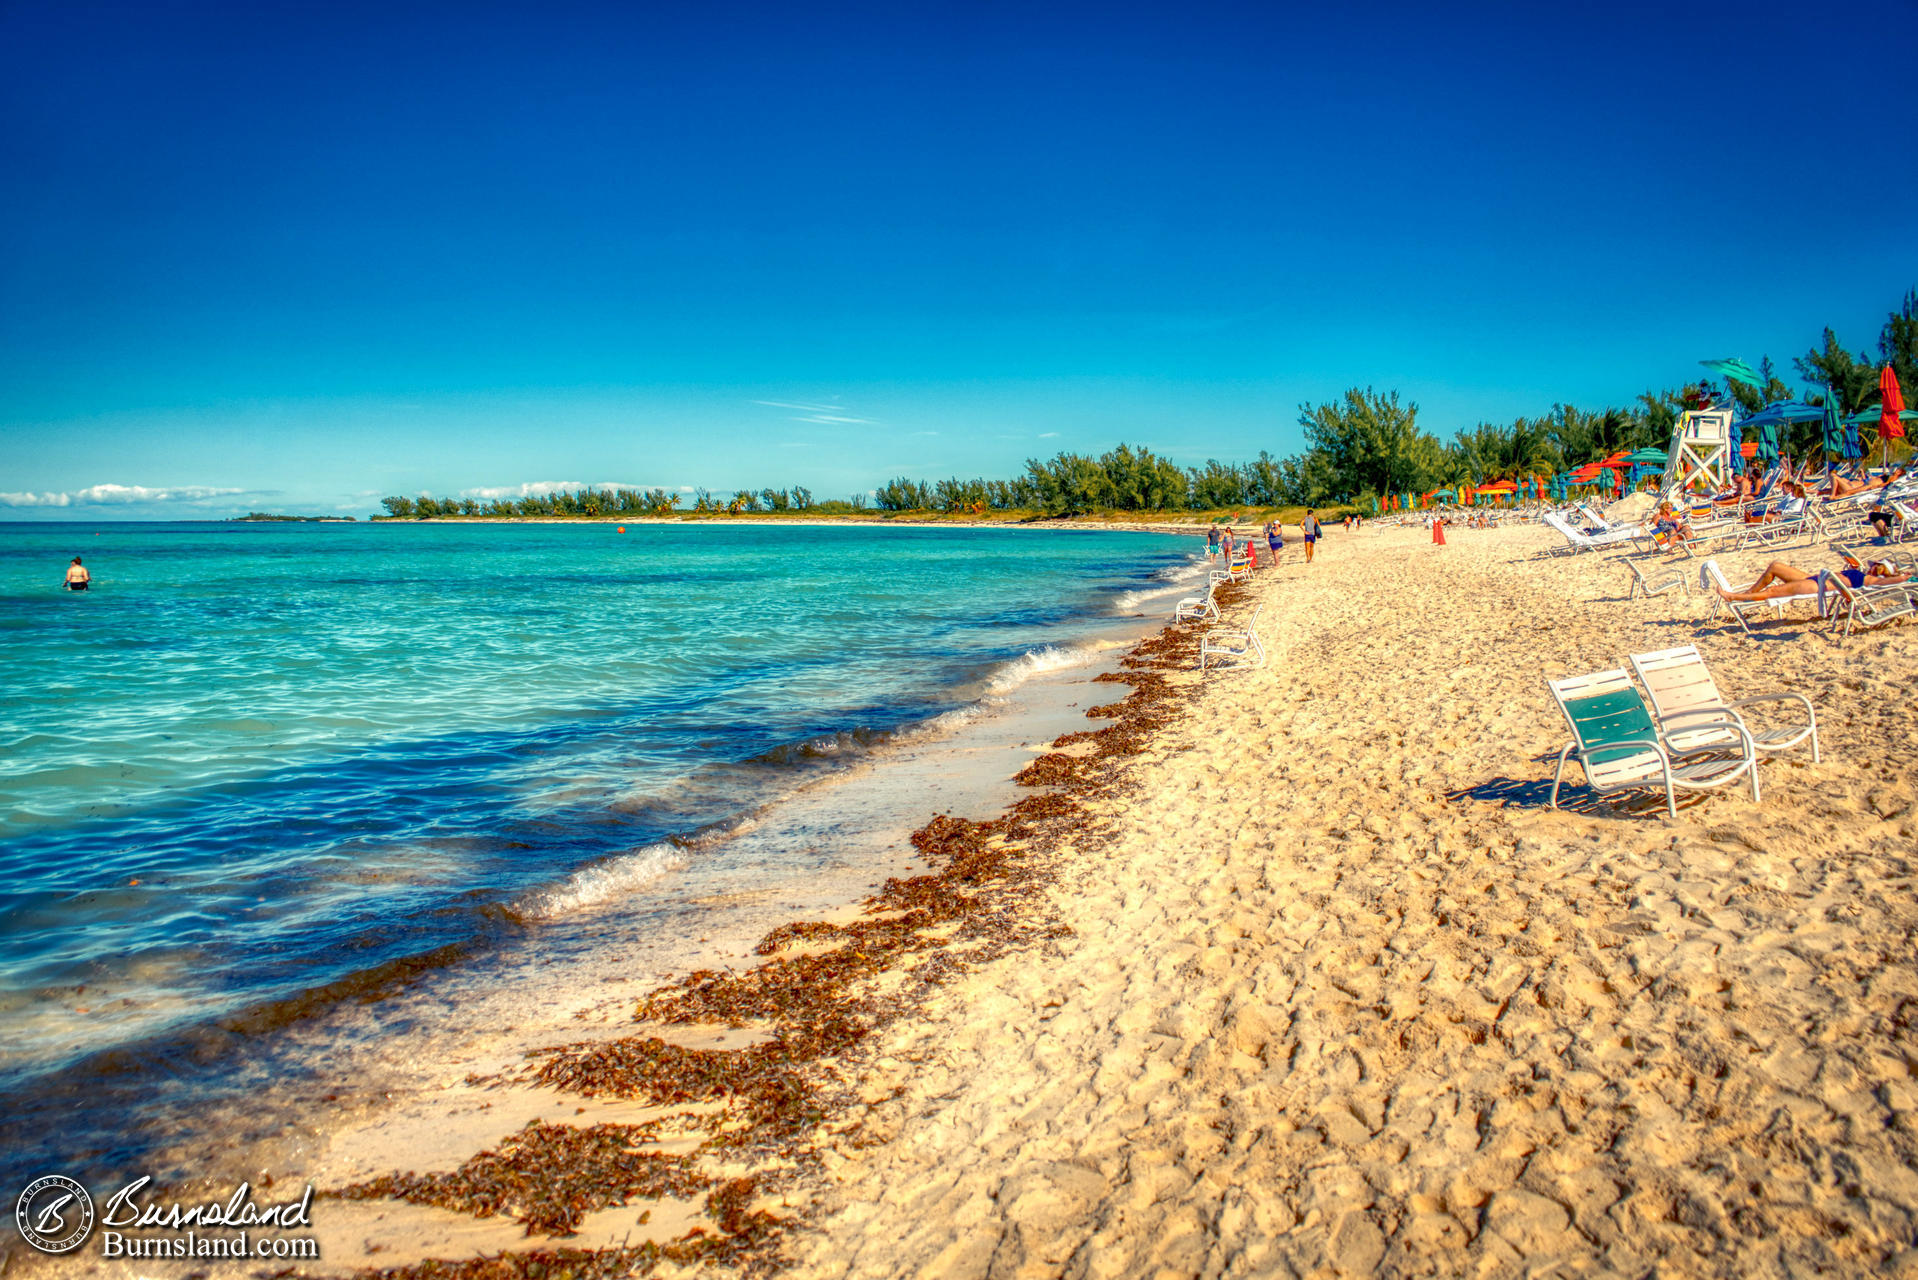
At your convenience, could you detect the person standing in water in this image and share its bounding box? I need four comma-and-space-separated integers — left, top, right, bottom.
1299, 509, 1321, 564
64, 557, 90, 591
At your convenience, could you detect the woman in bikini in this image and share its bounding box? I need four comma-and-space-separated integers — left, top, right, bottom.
1712, 554, 1911, 603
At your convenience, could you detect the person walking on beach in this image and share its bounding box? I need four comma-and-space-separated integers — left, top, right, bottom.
1300, 510, 1321, 564
1220, 527, 1234, 564
64, 557, 90, 591
1205, 526, 1221, 561
1265, 520, 1283, 562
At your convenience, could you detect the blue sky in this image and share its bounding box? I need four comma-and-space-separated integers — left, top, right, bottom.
4, 0, 1915, 517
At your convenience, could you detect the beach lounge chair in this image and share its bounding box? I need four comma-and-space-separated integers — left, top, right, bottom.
1543, 513, 1640, 554
1199, 603, 1264, 674
1818, 574, 1917, 640
1735, 507, 1817, 550
1628, 644, 1818, 763
1698, 558, 1814, 636
1546, 669, 1760, 816
1626, 557, 1690, 603
1173, 577, 1219, 622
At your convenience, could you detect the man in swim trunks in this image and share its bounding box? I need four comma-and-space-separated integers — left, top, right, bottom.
64, 557, 89, 591
1300, 509, 1321, 564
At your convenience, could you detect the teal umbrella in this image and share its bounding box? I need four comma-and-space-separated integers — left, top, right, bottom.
1701, 357, 1765, 389
1624, 447, 1668, 465
1821, 391, 1845, 458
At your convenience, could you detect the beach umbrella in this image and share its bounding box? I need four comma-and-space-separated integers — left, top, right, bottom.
1624, 447, 1668, 465
1701, 357, 1765, 389
1739, 441, 1758, 459
1734, 401, 1824, 468
1884, 366, 1907, 444
1821, 391, 1845, 458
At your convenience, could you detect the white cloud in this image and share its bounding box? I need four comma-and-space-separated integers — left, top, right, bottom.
910, 430, 939, 437
0, 483, 254, 508
455, 480, 657, 500
752, 399, 874, 426
1038, 432, 1061, 439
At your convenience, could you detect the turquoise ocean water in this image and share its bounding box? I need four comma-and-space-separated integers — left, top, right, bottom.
0, 520, 1196, 1171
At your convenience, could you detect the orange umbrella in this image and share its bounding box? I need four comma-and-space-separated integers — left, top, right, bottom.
1883, 366, 1907, 441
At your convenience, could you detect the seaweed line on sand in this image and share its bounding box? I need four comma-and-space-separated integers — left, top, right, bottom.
308, 593, 1231, 1280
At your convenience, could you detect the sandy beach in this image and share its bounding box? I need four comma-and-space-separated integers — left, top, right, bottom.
23, 520, 1918, 1279
781, 522, 1918, 1279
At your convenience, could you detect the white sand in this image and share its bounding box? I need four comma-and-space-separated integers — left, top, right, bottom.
790, 523, 1918, 1278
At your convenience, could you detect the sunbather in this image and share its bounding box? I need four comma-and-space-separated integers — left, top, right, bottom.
1823, 465, 1907, 500
1713, 555, 1911, 603
1651, 502, 1691, 546
1710, 560, 1824, 603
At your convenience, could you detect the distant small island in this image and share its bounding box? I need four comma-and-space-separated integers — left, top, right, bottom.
228, 512, 357, 522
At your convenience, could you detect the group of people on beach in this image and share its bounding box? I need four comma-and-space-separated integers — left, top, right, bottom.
1205, 510, 1325, 568
1645, 457, 1909, 554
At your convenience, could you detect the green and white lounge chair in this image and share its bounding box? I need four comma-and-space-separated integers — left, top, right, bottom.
1199, 603, 1264, 674
1547, 669, 1760, 816
1628, 644, 1818, 762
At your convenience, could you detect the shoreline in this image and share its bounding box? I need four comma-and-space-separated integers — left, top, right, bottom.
9, 561, 1205, 1277
30, 519, 1911, 1277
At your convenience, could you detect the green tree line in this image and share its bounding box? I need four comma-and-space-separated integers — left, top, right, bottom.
381, 290, 1915, 518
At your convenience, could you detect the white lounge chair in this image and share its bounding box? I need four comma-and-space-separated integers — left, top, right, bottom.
1628, 643, 1818, 762
1543, 513, 1641, 555
1547, 669, 1759, 817
1818, 573, 1917, 639
1199, 603, 1264, 674
1626, 558, 1690, 603
1734, 509, 1817, 550
1698, 558, 1817, 636
1173, 577, 1219, 622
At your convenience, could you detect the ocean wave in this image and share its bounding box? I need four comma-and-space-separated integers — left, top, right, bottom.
515, 842, 687, 918
986, 643, 1098, 694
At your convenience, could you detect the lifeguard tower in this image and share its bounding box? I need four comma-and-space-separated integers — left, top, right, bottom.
1659, 407, 1735, 498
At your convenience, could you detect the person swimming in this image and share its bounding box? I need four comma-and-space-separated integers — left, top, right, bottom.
64, 557, 90, 591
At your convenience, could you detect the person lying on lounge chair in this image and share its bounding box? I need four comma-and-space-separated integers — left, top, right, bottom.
1834, 550, 1913, 591
1823, 466, 1907, 500
1711, 556, 1911, 603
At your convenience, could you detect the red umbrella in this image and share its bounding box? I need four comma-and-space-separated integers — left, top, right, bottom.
1883, 366, 1907, 441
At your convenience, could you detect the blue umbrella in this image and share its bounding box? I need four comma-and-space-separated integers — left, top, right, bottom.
1734, 401, 1825, 467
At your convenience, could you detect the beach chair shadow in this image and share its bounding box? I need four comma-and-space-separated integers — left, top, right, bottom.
1445, 773, 1704, 817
